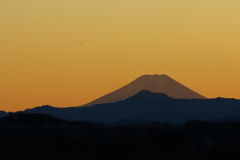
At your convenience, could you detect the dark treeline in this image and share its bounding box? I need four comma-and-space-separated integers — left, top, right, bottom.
1, 113, 240, 160
0, 112, 99, 129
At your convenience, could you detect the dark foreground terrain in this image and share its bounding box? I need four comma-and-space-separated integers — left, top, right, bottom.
1, 113, 240, 160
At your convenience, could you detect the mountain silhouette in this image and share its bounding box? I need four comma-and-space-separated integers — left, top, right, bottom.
126, 90, 172, 100
83, 74, 206, 107
22, 91, 240, 124
0, 111, 7, 118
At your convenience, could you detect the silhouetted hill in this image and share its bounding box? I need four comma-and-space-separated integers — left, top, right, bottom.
210, 116, 240, 122
0, 111, 7, 118
22, 91, 240, 124
83, 74, 206, 106
126, 90, 172, 100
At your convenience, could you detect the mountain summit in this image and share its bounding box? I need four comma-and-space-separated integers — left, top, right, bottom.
83, 74, 206, 106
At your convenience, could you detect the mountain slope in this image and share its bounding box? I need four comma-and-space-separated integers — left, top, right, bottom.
0, 111, 7, 118
83, 74, 206, 106
23, 91, 239, 124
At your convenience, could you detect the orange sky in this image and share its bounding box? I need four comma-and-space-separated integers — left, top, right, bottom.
1, 0, 240, 112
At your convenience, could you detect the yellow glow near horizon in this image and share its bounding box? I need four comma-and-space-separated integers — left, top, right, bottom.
0, 0, 240, 111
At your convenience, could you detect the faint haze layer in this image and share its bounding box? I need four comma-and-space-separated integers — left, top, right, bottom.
0, 0, 239, 111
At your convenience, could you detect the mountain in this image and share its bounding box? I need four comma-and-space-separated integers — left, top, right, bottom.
127, 90, 172, 100
0, 111, 7, 118
22, 91, 240, 124
83, 74, 206, 107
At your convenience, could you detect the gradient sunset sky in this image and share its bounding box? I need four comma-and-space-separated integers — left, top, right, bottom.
1, 0, 239, 112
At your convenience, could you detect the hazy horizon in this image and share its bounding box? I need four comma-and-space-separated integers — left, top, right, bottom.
1, 1, 239, 111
